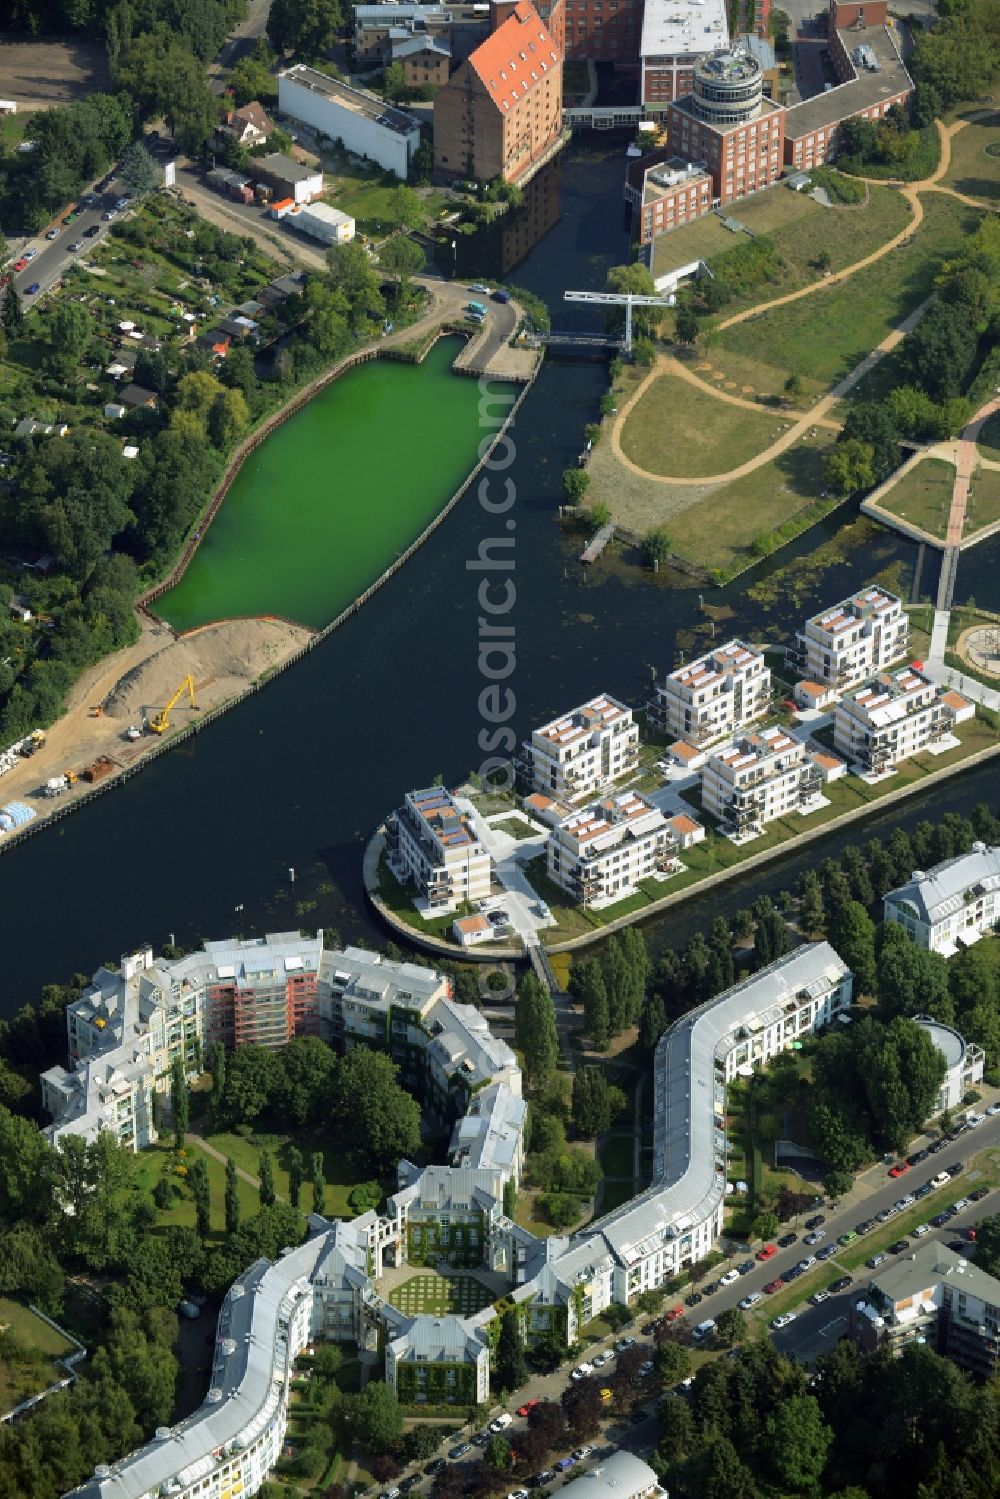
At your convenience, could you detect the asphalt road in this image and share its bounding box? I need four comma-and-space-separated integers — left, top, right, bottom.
8, 174, 129, 305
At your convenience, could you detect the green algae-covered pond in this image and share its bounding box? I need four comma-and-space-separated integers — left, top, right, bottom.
156, 338, 513, 632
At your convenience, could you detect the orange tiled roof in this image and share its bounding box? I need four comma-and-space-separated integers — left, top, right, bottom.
468, 0, 560, 115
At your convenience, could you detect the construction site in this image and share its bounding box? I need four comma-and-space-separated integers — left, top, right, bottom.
0, 615, 311, 848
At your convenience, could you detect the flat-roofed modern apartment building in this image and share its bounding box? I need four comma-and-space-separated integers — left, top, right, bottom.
385, 786, 492, 913
546, 790, 679, 906
528, 692, 639, 800
701, 725, 822, 835
833, 667, 973, 774
653, 638, 771, 747
793, 586, 909, 692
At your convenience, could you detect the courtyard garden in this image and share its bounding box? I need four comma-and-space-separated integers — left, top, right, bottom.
387, 1273, 494, 1317
876, 457, 957, 540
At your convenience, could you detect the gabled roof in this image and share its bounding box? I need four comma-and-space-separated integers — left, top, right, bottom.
467, 0, 560, 115
884, 845, 1000, 926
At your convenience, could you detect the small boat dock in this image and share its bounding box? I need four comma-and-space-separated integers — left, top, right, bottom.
581, 523, 615, 563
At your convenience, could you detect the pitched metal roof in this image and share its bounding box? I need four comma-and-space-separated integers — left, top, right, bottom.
884, 845, 1000, 926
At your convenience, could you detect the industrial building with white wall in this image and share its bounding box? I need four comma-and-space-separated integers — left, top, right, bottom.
278, 64, 421, 178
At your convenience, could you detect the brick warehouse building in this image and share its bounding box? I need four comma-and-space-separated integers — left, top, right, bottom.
434, 0, 564, 184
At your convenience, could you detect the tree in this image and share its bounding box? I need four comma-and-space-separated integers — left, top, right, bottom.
222, 1043, 278, 1125
259, 1149, 276, 1208
973, 1213, 1000, 1278
495, 1310, 527, 1392
784, 372, 806, 404
312, 1151, 326, 1215
515, 973, 559, 1089
331, 1047, 421, 1170
823, 1168, 854, 1199
274, 1036, 336, 1129
189, 1157, 211, 1238
287, 1145, 303, 1209
829, 900, 877, 996
117, 34, 221, 155
572, 1066, 612, 1139
562, 1378, 602, 1438
268, 0, 344, 57
503, 1177, 516, 1218
654, 1339, 692, 1384
45, 301, 94, 376
753, 909, 792, 970
349, 1180, 383, 1214
326, 241, 385, 331
379, 234, 425, 286
120, 139, 160, 196
823, 438, 876, 495
714, 1307, 746, 1347
348, 1381, 403, 1453
562, 468, 590, 504
169, 1055, 188, 1150
225, 1156, 240, 1235
682, 1433, 757, 1499
605, 262, 660, 337
2, 281, 24, 338
765, 1393, 832, 1492
388, 184, 424, 229
797, 869, 825, 936
484, 1433, 511, 1471
208, 387, 250, 448
573, 958, 610, 1050
752, 1210, 779, 1241
642, 526, 670, 569
638, 991, 667, 1052
877, 936, 952, 1023
674, 303, 699, 344
0, 1106, 54, 1222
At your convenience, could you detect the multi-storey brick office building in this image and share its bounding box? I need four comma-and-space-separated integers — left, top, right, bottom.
433, 0, 563, 184
639, 0, 728, 109
667, 45, 786, 204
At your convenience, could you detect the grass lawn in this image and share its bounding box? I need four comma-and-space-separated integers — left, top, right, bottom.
317, 151, 450, 236
966, 465, 1000, 538
492, 816, 537, 840
618, 366, 789, 479
387, 1274, 494, 1317
375, 853, 475, 942
978, 410, 1000, 463
598, 1134, 635, 1178
665, 429, 837, 572
128, 1141, 260, 1239
0, 1299, 75, 1359
877, 457, 956, 540
942, 110, 1000, 202
905, 603, 934, 662
713, 196, 981, 394
200, 1126, 382, 1219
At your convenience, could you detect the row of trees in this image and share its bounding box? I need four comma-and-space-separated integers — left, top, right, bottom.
568, 928, 649, 1050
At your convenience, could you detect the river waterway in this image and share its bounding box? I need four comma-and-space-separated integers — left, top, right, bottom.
155, 339, 510, 632
0, 139, 997, 1012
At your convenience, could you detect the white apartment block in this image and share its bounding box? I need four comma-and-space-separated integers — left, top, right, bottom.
884, 844, 1000, 956
654, 638, 771, 747
528, 693, 639, 800
546, 790, 678, 907
386, 786, 492, 913
701, 725, 822, 835
794, 586, 909, 691
833, 668, 973, 774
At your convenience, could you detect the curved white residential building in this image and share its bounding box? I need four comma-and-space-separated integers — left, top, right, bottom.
61, 940, 851, 1499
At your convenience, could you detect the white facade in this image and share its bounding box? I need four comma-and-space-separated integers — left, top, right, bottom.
794, 586, 909, 691
387, 786, 493, 914
701, 725, 822, 834
833, 667, 973, 773
913, 1015, 985, 1112
654, 638, 771, 747
278, 65, 420, 179
884, 844, 1000, 956
546, 790, 678, 907
290, 201, 356, 244
528, 693, 639, 800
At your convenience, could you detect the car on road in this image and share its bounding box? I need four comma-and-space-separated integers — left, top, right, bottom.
987, 1103, 1000, 1116
805, 1215, 825, 1230
804, 1230, 826, 1245
829, 1275, 853, 1293
449, 1444, 472, 1460
889, 1162, 910, 1178
614, 1338, 635, 1352
913, 1222, 932, 1237
838, 1231, 857, 1246
67, 239, 83, 251
907, 1148, 929, 1165
426, 1460, 447, 1476
570, 1363, 593, 1381
855, 1220, 874, 1235
757, 1244, 777, 1261
971, 1187, 991, 1201
810, 1290, 830, 1306
517, 1399, 539, 1417
719, 1269, 740, 1287
44, 227, 59, 240
664, 1306, 684, 1322
771, 1313, 796, 1330
948, 1162, 965, 1177
12, 257, 28, 272
738, 1291, 762, 1310
777, 1232, 798, 1248
25, 282, 40, 295
889, 1238, 910, 1253
866, 1253, 888, 1269
593, 1349, 614, 1365
85, 223, 100, 237
817, 1244, 837, 1261
764, 1278, 784, 1294
953, 1197, 971, 1212
685, 1292, 703, 1307
736, 1260, 755, 1276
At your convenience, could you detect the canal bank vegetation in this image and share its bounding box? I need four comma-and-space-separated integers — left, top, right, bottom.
0, 192, 429, 745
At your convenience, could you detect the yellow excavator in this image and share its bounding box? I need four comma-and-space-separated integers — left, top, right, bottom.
148, 675, 197, 735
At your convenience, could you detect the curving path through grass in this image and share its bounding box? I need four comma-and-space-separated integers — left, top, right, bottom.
611, 118, 982, 490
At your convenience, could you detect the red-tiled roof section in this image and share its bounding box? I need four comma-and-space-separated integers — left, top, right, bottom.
469, 0, 560, 113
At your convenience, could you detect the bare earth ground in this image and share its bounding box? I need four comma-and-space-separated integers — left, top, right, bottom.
0, 38, 109, 109
0, 617, 311, 835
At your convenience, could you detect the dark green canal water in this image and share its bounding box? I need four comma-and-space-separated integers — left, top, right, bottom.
156, 339, 510, 631
0, 138, 996, 1010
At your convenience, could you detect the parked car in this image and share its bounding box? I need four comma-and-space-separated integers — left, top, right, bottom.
777, 1233, 798, 1248
953, 1197, 971, 1212
736, 1260, 755, 1276
894, 1195, 915, 1210
570, 1363, 593, 1381
914, 1183, 934, 1199
492, 288, 511, 303
987, 1104, 1000, 1117
797, 1257, 817, 1272
426, 1460, 447, 1476
810, 1290, 830, 1306
817, 1244, 837, 1261
970, 1187, 991, 1201
449, 1444, 472, 1460
907, 1148, 929, 1165
948, 1162, 965, 1177
67, 239, 83, 251
829, 1276, 853, 1293
889, 1162, 910, 1178
25, 282, 40, 294
614, 1338, 636, 1352
44, 227, 59, 240
855, 1220, 874, 1235
12, 257, 27, 272
763, 1278, 783, 1294
927, 1137, 947, 1153
931, 1211, 952, 1227
685, 1292, 703, 1307
637, 1362, 654, 1378
85, 223, 101, 237
400, 1476, 421, 1493
838, 1231, 857, 1246
592, 1349, 613, 1365
571, 1449, 595, 1463
664, 1306, 684, 1322
517, 1399, 540, 1417
702, 1281, 720, 1296
804, 1230, 826, 1245
771, 1313, 796, 1330
719, 1269, 740, 1287
866, 1254, 888, 1269
756, 1244, 777, 1261
889, 1238, 910, 1254
533, 1472, 554, 1488
554, 1459, 575, 1474
913, 1222, 932, 1237
805, 1214, 825, 1230
738, 1291, 762, 1310
692, 1320, 716, 1343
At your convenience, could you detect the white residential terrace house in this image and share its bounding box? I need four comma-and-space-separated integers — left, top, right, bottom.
793, 586, 909, 692
527, 693, 640, 801
386, 786, 493, 914
653, 638, 771, 748
701, 725, 823, 836
883, 844, 1000, 956
61, 941, 852, 1499
546, 790, 682, 908
833, 666, 974, 774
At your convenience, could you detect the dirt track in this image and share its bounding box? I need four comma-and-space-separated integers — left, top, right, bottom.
0, 38, 109, 110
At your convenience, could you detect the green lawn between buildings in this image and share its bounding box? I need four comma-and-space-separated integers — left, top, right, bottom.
618, 366, 791, 480
877, 457, 957, 540
387, 1274, 494, 1317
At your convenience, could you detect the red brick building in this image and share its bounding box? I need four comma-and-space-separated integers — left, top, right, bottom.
666, 48, 786, 206
626, 155, 713, 243
563, 0, 642, 63
433, 0, 564, 184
